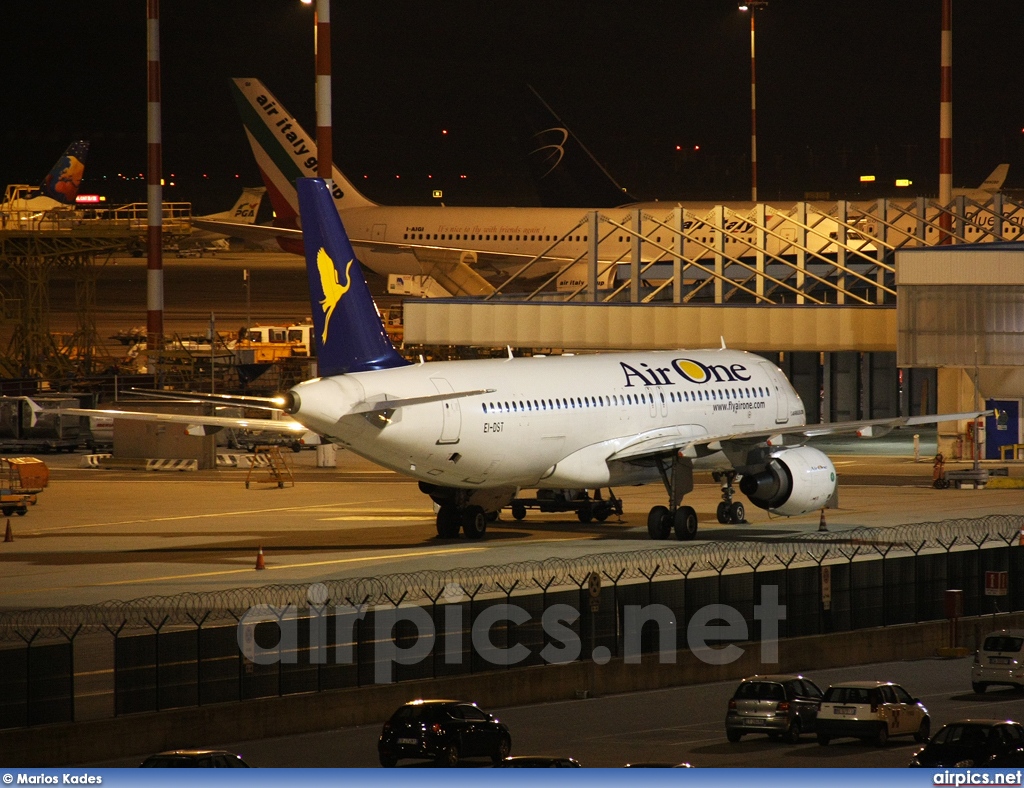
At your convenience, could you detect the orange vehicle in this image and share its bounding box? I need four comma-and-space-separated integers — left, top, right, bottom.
0, 457, 48, 515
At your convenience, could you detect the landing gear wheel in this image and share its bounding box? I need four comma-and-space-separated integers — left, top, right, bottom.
577, 504, 593, 524
647, 506, 671, 540
511, 501, 527, 521
674, 506, 698, 540
728, 501, 746, 524
462, 506, 487, 539
716, 501, 730, 524
436, 504, 461, 538
594, 502, 611, 522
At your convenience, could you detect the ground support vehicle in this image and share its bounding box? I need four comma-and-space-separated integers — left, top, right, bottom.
0, 457, 48, 515
507, 488, 622, 524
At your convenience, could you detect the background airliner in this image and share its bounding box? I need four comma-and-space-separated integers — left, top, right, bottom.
70, 178, 988, 542
199, 80, 1017, 299
1, 141, 90, 215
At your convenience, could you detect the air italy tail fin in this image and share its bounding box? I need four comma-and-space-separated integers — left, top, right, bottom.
296, 178, 408, 377
39, 141, 89, 204
230, 78, 376, 230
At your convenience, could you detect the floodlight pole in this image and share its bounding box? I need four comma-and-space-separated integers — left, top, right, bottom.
739, 1, 767, 202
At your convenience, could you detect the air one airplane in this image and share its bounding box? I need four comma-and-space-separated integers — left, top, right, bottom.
68, 178, 988, 542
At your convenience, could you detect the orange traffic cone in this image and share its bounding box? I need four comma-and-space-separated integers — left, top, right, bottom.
255, 546, 266, 570
3, 518, 12, 543
818, 509, 828, 532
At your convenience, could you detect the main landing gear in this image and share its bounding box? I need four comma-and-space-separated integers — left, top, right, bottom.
647, 455, 698, 541
419, 482, 506, 541
713, 470, 747, 524
435, 503, 489, 539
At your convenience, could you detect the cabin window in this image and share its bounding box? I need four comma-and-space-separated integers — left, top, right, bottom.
504, 401, 510, 411
482, 404, 488, 414
660, 392, 665, 403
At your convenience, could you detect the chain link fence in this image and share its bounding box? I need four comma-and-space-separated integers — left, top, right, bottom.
2, 514, 1022, 729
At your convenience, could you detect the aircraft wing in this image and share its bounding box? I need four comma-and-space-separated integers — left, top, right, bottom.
55, 407, 307, 435
608, 410, 992, 463
190, 218, 299, 245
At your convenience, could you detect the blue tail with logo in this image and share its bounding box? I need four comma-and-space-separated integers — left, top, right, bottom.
296, 178, 410, 377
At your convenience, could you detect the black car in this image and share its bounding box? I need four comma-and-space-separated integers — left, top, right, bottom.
378, 699, 511, 767
140, 750, 250, 767
910, 720, 1024, 767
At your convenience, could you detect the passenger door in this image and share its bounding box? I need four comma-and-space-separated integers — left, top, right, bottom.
891, 684, 920, 736
792, 679, 823, 731
877, 685, 900, 734
457, 703, 495, 756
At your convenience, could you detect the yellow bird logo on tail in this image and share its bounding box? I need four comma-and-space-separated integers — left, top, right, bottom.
316, 248, 353, 344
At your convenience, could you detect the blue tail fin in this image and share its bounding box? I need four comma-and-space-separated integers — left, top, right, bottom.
39, 141, 89, 204
296, 178, 409, 376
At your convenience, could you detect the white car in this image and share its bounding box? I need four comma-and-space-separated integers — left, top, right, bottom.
972, 630, 1024, 693
816, 681, 930, 746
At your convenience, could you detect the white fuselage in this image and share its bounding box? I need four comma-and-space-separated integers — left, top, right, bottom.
288, 349, 804, 491
337, 203, 872, 280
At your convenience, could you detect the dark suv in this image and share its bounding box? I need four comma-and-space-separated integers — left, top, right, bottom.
378, 699, 512, 767
726, 674, 823, 743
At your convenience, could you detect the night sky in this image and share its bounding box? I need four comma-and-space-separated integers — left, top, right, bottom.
5, 1, 1024, 214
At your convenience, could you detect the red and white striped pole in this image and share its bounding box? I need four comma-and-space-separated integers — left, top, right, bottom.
315, 0, 332, 181
146, 0, 164, 350
938, 0, 953, 242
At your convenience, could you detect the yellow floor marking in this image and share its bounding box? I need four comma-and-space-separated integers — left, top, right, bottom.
0, 547, 486, 596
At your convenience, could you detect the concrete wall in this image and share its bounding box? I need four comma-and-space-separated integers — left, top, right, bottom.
4, 612, 1021, 767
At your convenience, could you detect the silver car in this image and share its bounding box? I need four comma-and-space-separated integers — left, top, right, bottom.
725, 674, 823, 743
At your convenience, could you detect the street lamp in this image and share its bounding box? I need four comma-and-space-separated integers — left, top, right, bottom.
739, 1, 767, 202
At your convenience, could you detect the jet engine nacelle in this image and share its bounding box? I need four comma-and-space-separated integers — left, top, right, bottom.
739, 446, 836, 516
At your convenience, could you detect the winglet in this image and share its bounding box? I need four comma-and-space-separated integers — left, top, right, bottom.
296, 178, 409, 376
